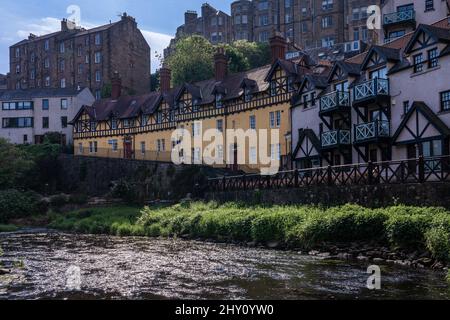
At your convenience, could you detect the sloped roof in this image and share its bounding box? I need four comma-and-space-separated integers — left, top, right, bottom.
0, 88, 87, 100
293, 129, 322, 160
404, 24, 450, 53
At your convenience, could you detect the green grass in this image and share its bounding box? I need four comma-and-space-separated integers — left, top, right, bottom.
48, 202, 450, 263
0, 224, 19, 233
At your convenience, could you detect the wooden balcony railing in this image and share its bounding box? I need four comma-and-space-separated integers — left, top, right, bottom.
354, 120, 390, 143
383, 9, 415, 26
353, 78, 390, 103
321, 129, 352, 148
319, 91, 351, 113
207, 155, 450, 192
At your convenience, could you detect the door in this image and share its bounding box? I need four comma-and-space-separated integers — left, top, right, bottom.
124, 137, 133, 159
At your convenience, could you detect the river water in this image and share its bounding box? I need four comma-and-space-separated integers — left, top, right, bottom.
0, 230, 449, 300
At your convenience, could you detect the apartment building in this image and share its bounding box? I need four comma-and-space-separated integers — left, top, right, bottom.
291, 17, 450, 169
71, 34, 332, 173
0, 74, 6, 90
0, 87, 94, 145
381, 0, 449, 43
8, 13, 151, 99
166, 0, 380, 59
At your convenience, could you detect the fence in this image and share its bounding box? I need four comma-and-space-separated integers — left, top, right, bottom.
75, 147, 173, 162
207, 155, 450, 192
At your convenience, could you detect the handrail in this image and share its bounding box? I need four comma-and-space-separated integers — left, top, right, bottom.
320, 91, 350, 112
383, 9, 415, 25
353, 78, 390, 102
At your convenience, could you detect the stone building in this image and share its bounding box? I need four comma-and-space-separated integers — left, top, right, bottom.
166, 0, 381, 58
0, 74, 7, 90
0, 87, 94, 145
8, 13, 151, 100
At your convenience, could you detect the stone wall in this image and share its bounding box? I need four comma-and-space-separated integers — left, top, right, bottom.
205, 183, 450, 208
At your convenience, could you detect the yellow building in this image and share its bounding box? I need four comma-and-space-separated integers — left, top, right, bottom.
71, 35, 317, 173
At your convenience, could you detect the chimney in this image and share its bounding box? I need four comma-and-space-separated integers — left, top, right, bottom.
269, 32, 288, 63
214, 47, 228, 81
111, 71, 122, 100
159, 64, 172, 94
61, 18, 76, 32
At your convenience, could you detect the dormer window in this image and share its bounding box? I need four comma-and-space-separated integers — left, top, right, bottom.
244, 87, 252, 102
428, 48, 438, 68
123, 119, 130, 128
413, 53, 424, 73
193, 98, 199, 112
270, 81, 277, 96
216, 94, 223, 108
90, 121, 97, 132
178, 101, 185, 113
111, 118, 117, 130
141, 114, 147, 126
156, 113, 163, 124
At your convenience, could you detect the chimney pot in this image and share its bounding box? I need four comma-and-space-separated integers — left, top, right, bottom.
269, 33, 288, 63
214, 48, 228, 81
111, 71, 122, 100
159, 64, 172, 94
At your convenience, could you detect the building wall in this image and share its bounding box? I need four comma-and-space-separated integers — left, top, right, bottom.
0, 88, 94, 144
8, 14, 150, 97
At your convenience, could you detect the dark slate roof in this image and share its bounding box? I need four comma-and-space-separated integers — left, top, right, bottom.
388, 59, 411, 75
404, 25, 450, 53
392, 101, 450, 143
0, 88, 87, 100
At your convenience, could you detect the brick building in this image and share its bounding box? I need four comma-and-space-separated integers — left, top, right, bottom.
166, 0, 381, 58
0, 74, 6, 90
8, 13, 151, 100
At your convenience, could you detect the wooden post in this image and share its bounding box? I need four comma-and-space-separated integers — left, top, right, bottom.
222, 176, 226, 192
418, 155, 425, 183
368, 161, 374, 185
294, 169, 299, 188
242, 174, 246, 190
327, 165, 333, 186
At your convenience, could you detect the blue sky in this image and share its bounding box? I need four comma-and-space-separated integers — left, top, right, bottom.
0, 0, 231, 74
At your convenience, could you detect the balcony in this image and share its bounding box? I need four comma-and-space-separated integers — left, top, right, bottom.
319, 91, 351, 116
354, 120, 391, 145
383, 9, 416, 28
321, 129, 352, 149
353, 78, 390, 107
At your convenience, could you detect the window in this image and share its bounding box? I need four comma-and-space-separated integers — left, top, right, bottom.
78, 63, 83, 74
77, 46, 82, 57
192, 122, 201, 137
269, 111, 281, 128
45, 76, 50, 87
250, 115, 256, 129
94, 52, 101, 64
60, 42, 65, 53
85, 55, 90, 64
2, 102, 33, 111
287, 77, 295, 92
217, 145, 224, 161
42, 99, 49, 110
259, 15, 269, 26
216, 119, 223, 133
61, 116, 68, 128
322, 16, 333, 29
59, 59, 65, 72
44, 40, 49, 51
89, 141, 98, 153
425, 0, 434, 11
42, 117, 49, 129
302, 22, 308, 33
140, 142, 146, 154
61, 99, 68, 110
15, 47, 20, 58
352, 8, 360, 20
311, 92, 316, 106
30, 52, 35, 63
322, 0, 334, 10
111, 118, 117, 129
353, 28, 360, 41
44, 58, 50, 69
95, 90, 101, 100
95, 33, 101, 45
60, 78, 66, 88
441, 90, 450, 111
303, 95, 308, 108
123, 119, 130, 128
216, 94, 223, 108
403, 101, 411, 114
250, 147, 257, 164
270, 81, 277, 96
259, 31, 269, 42
156, 112, 163, 124
95, 70, 101, 82
108, 140, 118, 152
156, 139, 166, 152
23, 135, 28, 144
322, 36, 335, 47
413, 53, 424, 73
90, 121, 97, 131
78, 143, 83, 153
428, 48, 438, 68
244, 87, 252, 102
30, 69, 35, 80
270, 144, 281, 161
2, 117, 33, 128
258, 0, 269, 10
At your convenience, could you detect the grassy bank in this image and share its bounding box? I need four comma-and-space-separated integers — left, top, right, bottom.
0, 224, 19, 233
48, 202, 450, 263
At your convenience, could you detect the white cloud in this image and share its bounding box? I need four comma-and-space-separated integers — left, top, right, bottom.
140, 30, 173, 72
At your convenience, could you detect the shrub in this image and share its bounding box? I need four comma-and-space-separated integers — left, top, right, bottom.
385, 213, 432, 248
0, 189, 42, 223
69, 194, 89, 205
425, 227, 450, 262
49, 194, 68, 208
0, 224, 19, 233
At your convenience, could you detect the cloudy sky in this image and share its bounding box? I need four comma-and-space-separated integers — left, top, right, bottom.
0, 0, 230, 74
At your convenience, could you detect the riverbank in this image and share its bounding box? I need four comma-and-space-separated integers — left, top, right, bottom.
44, 202, 450, 271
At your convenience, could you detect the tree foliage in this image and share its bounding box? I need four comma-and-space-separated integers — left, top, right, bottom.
0, 138, 34, 190
166, 36, 271, 86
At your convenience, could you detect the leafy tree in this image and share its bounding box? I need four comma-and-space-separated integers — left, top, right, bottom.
223, 40, 271, 73
166, 37, 271, 86
166, 35, 215, 86
151, 71, 160, 92
0, 138, 34, 190
101, 83, 112, 99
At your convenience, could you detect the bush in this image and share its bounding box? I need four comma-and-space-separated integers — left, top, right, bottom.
0, 189, 42, 223
49, 194, 68, 208
385, 213, 432, 248
425, 227, 450, 262
69, 194, 89, 205
0, 224, 19, 233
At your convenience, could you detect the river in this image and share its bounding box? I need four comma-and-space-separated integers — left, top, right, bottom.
0, 230, 449, 300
